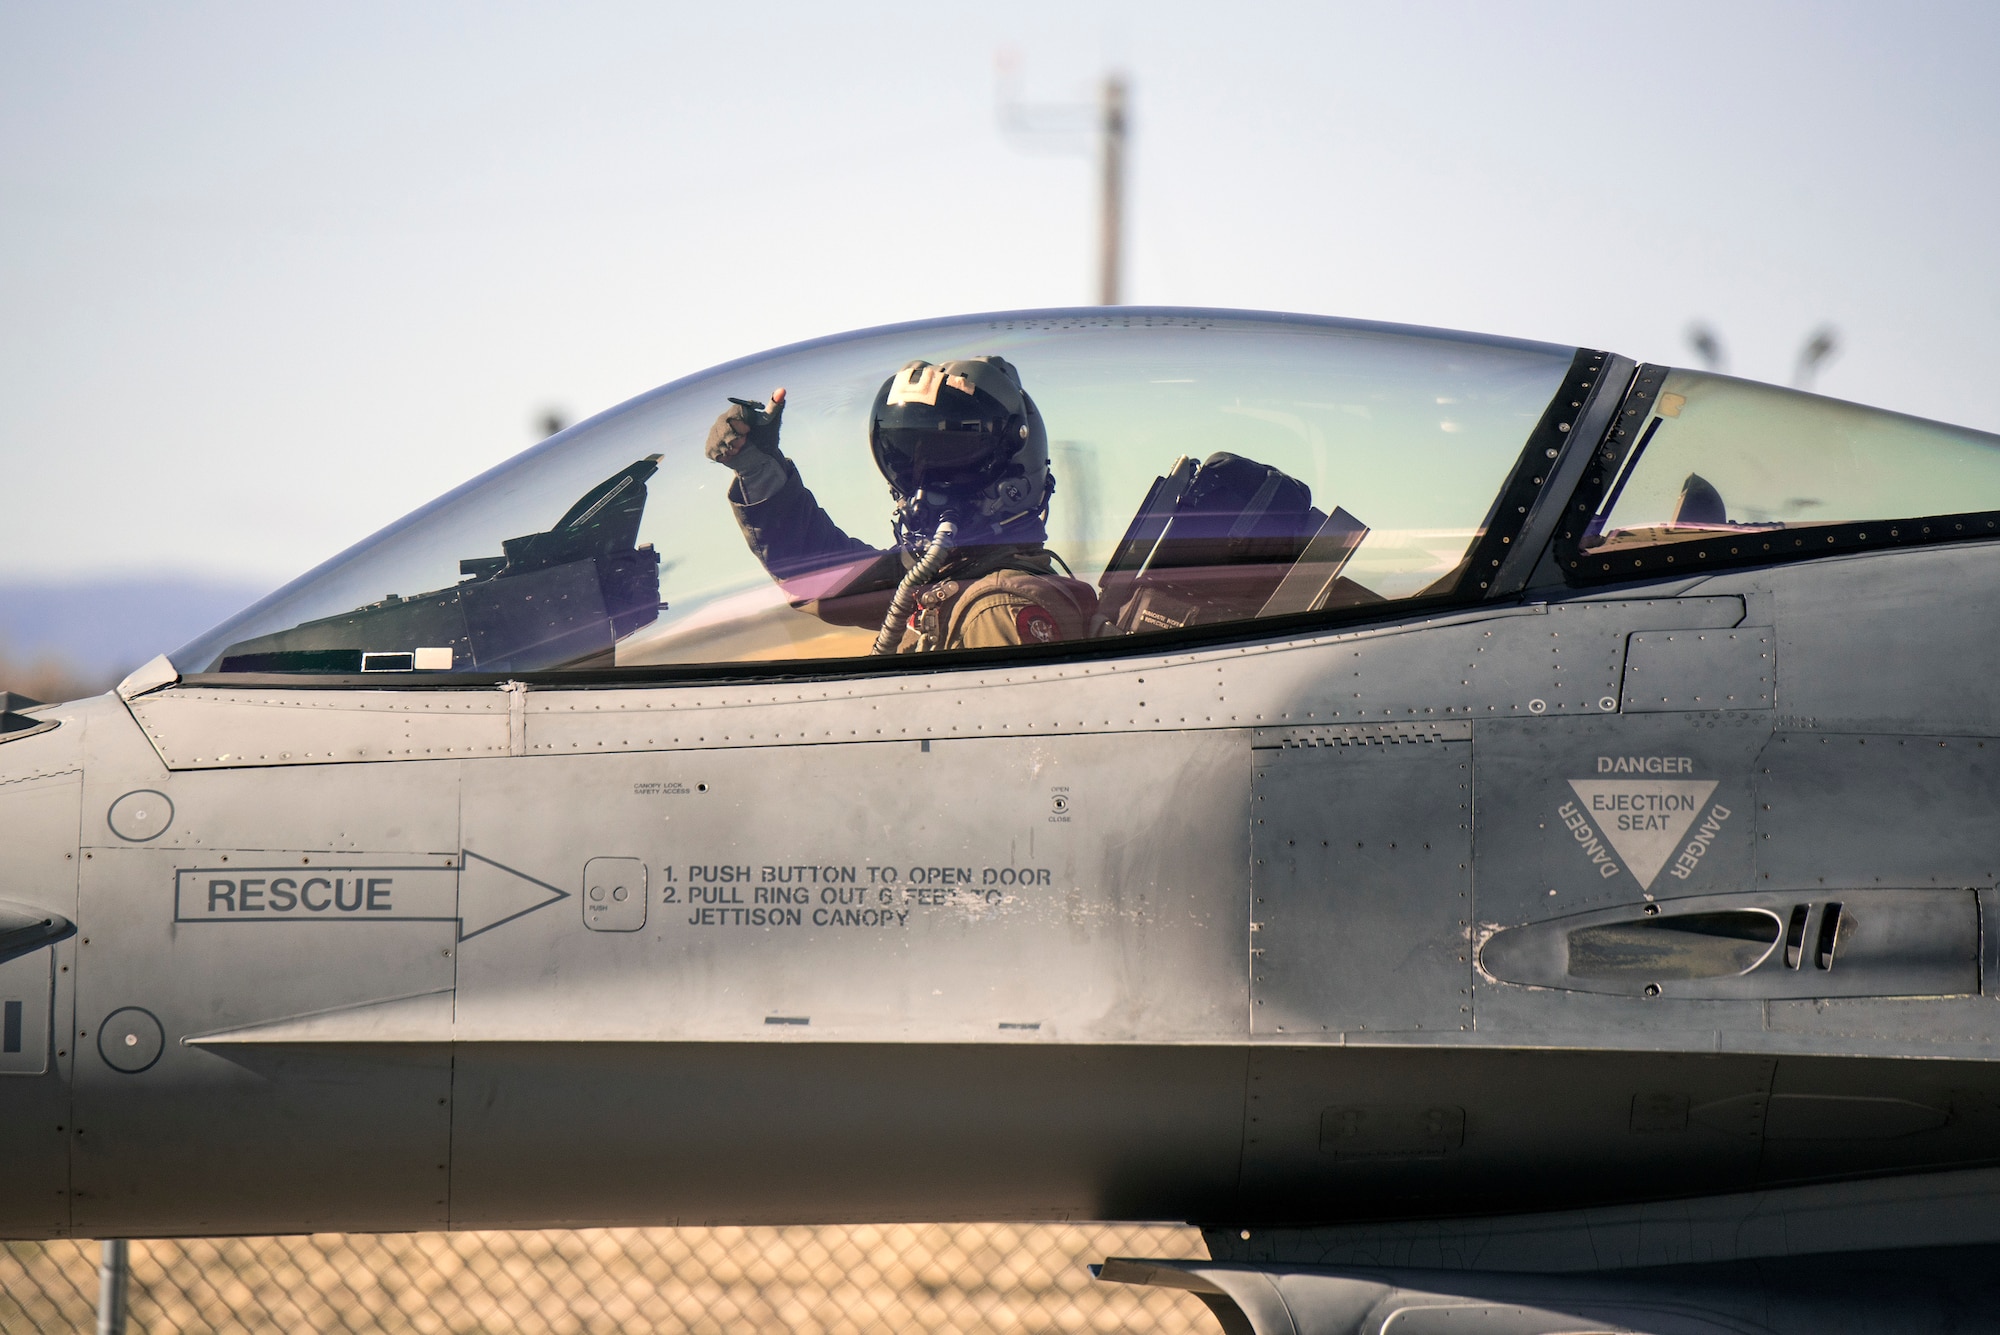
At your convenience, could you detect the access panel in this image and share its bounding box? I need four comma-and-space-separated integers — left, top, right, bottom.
0, 757, 79, 1238
71, 848, 457, 1235
1250, 724, 1472, 1037
447, 729, 1251, 1226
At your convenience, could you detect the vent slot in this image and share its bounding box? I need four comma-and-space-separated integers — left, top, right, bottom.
1785, 904, 1810, 969
1815, 901, 1846, 971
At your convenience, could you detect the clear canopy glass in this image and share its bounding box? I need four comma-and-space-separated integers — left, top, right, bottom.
173, 310, 1576, 677
1585, 370, 2000, 555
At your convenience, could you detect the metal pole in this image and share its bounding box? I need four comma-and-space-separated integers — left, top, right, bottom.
96, 1239, 129, 1335
1793, 325, 1839, 391
1097, 75, 1126, 306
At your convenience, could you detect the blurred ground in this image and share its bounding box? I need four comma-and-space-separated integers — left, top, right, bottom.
0, 640, 104, 707
0, 1224, 1215, 1335
0, 575, 266, 702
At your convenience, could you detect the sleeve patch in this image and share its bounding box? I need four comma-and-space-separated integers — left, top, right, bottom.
1015, 605, 1063, 644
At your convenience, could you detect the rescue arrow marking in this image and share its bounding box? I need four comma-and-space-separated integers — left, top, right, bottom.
1566, 779, 1718, 891
458, 850, 569, 941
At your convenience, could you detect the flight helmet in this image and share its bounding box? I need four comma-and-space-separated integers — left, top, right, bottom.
869, 356, 1051, 550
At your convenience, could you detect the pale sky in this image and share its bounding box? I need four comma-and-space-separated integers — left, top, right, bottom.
3, 1, 1997, 584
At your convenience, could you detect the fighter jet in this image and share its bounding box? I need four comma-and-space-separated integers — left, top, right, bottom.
6, 308, 2000, 1334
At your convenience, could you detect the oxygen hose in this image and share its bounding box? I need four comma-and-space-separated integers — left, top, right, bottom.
871, 518, 957, 655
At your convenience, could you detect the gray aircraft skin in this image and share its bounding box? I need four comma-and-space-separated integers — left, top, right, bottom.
6, 308, 2000, 1334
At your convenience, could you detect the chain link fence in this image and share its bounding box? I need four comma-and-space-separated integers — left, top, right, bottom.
1, 1224, 1215, 1334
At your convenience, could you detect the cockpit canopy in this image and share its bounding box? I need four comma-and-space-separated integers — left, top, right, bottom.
1574, 368, 2000, 563
169, 310, 2000, 679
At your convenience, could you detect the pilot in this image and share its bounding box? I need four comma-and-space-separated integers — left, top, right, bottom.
705, 357, 1096, 653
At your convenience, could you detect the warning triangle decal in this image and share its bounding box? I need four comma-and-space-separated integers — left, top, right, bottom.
1567, 779, 1718, 890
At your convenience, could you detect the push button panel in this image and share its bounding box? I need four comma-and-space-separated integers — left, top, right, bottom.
582, 857, 646, 932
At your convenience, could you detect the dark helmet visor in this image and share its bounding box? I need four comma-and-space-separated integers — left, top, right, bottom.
873, 425, 1011, 493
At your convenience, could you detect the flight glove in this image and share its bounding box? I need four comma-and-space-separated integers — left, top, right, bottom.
705, 392, 788, 505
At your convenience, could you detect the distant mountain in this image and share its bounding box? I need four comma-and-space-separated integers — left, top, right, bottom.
0, 573, 270, 699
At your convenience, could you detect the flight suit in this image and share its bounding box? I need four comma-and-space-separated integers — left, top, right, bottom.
729, 462, 1096, 651
896, 559, 1096, 653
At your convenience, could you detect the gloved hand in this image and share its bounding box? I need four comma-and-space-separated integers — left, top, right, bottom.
705, 387, 789, 504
